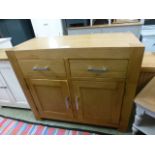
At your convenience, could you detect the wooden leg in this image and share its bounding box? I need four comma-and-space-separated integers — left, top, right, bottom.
33, 112, 41, 120
118, 122, 129, 132
35, 116, 42, 120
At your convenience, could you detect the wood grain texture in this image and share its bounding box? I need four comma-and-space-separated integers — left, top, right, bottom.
141, 52, 155, 72
137, 72, 155, 93
0, 50, 8, 60
26, 79, 73, 120
18, 59, 66, 78
6, 33, 144, 131
12, 33, 143, 51
118, 47, 144, 131
135, 77, 155, 112
137, 52, 155, 93
69, 59, 128, 78
72, 80, 125, 126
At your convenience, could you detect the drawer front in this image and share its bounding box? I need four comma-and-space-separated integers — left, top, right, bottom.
69, 59, 128, 78
18, 59, 66, 78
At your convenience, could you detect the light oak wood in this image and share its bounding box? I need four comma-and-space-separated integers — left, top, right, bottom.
13, 33, 143, 50
6, 33, 144, 131
118, 47, 144, 131
0, 49, 8, 60
113, 19, 140, 24
137, 72, 155, 93
14, 48, 131, 60
133, 52, 155, 134
26, 79, 73, 120
135, 77, 155, 112
69, 59, 128, 78
18, 59, 66, 78
141, 52, 155, 72
137, 52, 155, 93
72, 80, 125, 126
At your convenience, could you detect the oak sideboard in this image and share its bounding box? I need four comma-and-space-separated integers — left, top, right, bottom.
6, 33, 144, 131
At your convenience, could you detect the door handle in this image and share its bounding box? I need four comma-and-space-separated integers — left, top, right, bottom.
75, 96, 79, 111
65, 96, 69, 110
0, 86, 7, 89
43, 23, 48, 26
87, 66, 107, 73
32, 66, 49, 71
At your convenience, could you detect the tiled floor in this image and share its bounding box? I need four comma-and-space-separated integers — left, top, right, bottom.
0, 106, 132, 135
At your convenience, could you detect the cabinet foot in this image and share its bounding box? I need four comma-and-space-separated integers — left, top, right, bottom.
118, 121, 129, 132
33, 113, 42, 120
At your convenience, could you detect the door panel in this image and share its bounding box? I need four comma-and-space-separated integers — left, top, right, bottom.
0, 72, 15, 105
72, 81, 125, 126
27, 79, 73, 120
0, 61, 28, 105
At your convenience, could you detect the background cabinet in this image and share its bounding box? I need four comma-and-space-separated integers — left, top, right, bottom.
0, 61, 29, 108
66, 19, 143, 38
0, 38, 12, 49
0, 71, 15, 106
31, 19, 64, 37
26, 79, 73, 120
0, 19, 34, 46
141, 25, 155, 52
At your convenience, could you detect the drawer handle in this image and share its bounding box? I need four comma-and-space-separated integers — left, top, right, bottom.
75, 96, 79, 111
32, 66, 49, 71
65, 96, 69, 110
87, 66, 107, 73
43, 23, 48, 26
0, 86, 7, 89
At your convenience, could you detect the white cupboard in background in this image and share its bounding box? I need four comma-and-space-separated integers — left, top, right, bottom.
31, 19, 63, 37
141, 25, 155, 52
0, 38, 12, 48
68, 24, 142, 38
0, 61, 30, 109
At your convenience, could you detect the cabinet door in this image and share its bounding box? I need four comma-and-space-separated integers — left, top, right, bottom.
0, 72, 15, 106
27, 79, 73, 120
72, 81, 125, 127
0, 61, 29, 108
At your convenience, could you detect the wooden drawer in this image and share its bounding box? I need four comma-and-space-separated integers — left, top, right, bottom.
69, 59, 128, 78
18, 59, 66, 78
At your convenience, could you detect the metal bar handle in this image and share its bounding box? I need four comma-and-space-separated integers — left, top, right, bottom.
0, 86, 7, 89
87, 66, 107, 73
65, 96, 69, 110
32, 66, 49, 71
75, 96, 79, 111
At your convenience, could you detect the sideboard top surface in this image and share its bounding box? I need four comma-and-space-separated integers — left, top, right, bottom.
9, 33, 143, 51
